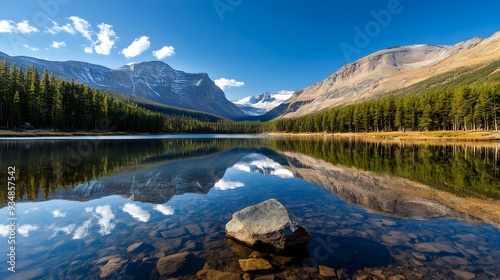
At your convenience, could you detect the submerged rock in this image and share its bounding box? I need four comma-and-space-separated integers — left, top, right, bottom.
225, 199, 310, 252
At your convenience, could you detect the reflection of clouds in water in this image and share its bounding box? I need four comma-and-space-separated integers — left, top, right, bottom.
48, 224, 75, 238
0, 225, 9, 237
18, 224, 39, 237
73, 219, 92, 240
214, 178, 245, 190
232, 154, 294, 178
95, 205, 116, 235
154, 205, 174, 215
85, 207, 94, 213
122, 203, 150, 222
52, 209, 67, 218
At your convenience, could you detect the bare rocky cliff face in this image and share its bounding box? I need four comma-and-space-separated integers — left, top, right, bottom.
275, 31, 500, 118
0, 52, 246, 120
280, 152, 500, 229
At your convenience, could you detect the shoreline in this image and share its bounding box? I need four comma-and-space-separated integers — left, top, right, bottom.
266, 130, 500, 142
1, 129, 500, 142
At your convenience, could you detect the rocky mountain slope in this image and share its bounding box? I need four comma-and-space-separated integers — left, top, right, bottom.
274, 31, 500, 118
0, 51, 246, 120
232, 90, 293, 116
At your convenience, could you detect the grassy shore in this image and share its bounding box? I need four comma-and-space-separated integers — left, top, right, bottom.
267, 130, 500, 142
1, 129, 500, 142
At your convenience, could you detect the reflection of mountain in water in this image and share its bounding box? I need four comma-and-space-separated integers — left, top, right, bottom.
278, 152, 500, 228
47, 148, 290, 204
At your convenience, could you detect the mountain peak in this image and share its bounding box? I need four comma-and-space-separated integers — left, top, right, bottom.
276, 31, 500, 118
232, 90, 294, 116
0, 51, 246, 119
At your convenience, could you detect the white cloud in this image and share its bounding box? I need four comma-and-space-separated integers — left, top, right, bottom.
153, 46, 175, 60
17, 20, 39, 33
154, 205, 174, 216
84, 46, 93, 54
0, 19, 39, 34
18, 224, 39, 237
85, 207, 94, 213
51, 41, 66, 49
95, 205, 115, 235
0, 225, 9, 237
94, 23, 117, 55
214, 178, 245, 190
72, 219, 92, 239
22, 44, 39, 51
122, 36, 150, 58
69, 16, 93, 41
52, 209, 67, 217
46, 19, 75, 35
48, 224, 75, 238
0, 20, 17, 33
122, 203, 150, 222
214, 78, 245, 90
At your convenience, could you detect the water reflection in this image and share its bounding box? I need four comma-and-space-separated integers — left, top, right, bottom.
0, 137, 499, 279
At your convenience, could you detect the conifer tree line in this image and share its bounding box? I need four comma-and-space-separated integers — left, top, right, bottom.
0, 60, 264, 134
265, 81, 500, 133
2, 59, 500, 135
0, 60, 165, 132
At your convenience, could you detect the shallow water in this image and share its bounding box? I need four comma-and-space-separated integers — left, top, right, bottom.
0, 136, 499, 279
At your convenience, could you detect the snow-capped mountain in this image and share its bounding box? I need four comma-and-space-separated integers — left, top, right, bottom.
0, 51, 246, 120
232, 90, 294, 116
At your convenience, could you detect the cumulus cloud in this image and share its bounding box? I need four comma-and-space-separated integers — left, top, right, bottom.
154, 205, 174, 216
68, 16, 119, 55
18, 224, 39, 237
122, 36, 150, 58
48, 224, 75, 238
0, 19, 39, 34
51, 41, 66, 49
122, 203, 150, 222
95, 205, 115, 235
214, 78, 245, 90
0, 225, 9, 237
214, 178, 245, 190
69, 16, 93, 41
22, 44, 39, 51
46, 19, 75, 35
52, 209, 67, 217
17, 20, 39, 33
72, 219, 92, 240
153, 46, 175, 60
84, 46, 93, 54
94, 23, 117, 55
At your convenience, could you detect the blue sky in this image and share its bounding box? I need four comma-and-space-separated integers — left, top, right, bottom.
0, 0, 499, 100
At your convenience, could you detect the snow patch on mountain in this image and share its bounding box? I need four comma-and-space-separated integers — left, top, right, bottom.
232, 90, 294, 116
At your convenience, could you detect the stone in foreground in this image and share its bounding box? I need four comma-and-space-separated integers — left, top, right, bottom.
225, 199, 310, 252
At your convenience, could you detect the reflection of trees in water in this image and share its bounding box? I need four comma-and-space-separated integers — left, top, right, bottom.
1, 137, 499, 204
267, 138, 500, 199
0, 138, 264, 204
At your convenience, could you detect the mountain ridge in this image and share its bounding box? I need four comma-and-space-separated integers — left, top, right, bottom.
275, 31, 500, 118
232, 90, 293, 116
0, 51, 246, 120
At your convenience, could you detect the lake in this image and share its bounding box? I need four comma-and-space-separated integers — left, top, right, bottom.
0, 135, 499, 279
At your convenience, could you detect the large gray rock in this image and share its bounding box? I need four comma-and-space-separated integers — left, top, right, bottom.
225, 199, 310, 251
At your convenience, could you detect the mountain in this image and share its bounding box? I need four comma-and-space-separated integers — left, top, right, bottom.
272, 31, 500, 118
232, 90, 293, 116
0, 51, 246, 120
